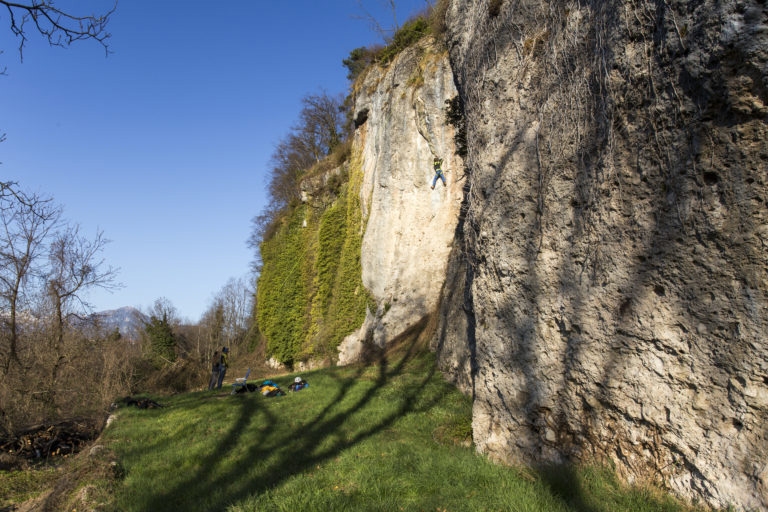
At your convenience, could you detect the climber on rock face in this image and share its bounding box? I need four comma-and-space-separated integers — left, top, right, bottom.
431, 157, 446, 189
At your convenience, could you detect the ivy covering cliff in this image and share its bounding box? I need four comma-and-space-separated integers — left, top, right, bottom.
252, 7, 449, 367
256, 149, 372, 366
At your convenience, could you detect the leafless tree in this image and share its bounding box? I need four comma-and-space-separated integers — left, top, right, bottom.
198, 302, 224, 362
297, 91, 346, 159
0, 186, 61, 373
0, 180, 44, 211
355, 0, 400, 40
268, 135, 316, 209
1, 0, 116, 60
0, 187, 119, 373
147, 297, 179, 327
199, 276, 254, 361
45, 225, 119, 386
0, 4, 127, 431
354, 0, 432, 41
216, 276, 253, 351
255, 91, 346, 242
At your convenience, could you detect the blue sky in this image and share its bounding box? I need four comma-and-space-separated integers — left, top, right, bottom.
0, 0, 429, 322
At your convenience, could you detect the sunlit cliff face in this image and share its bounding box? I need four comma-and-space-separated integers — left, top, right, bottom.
332, 3, 768, 509
437, 1, 768, 510
338, 39, 463, 364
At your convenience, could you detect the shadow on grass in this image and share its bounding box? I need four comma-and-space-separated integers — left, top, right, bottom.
536, 463, 699, 512
538, 464, 599, 512
134, 317, 446, 511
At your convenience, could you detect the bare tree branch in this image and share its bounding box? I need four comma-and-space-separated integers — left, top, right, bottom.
0, 180, 56, 215
1, 0, 117, 60
354, 0, 397, 41
0, 187, 61, 373
353, 0, 433, 42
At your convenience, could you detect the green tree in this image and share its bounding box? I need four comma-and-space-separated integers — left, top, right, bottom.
143, 298, 178, 366
342, 46, 375, 82
143, 315, 176, 366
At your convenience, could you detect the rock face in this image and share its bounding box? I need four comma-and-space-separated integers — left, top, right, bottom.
338, 39, 463, 362
436, 0, 768, 510
334, 2, 767, 509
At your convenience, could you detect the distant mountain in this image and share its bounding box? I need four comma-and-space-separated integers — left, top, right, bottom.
90, 306, 147, 340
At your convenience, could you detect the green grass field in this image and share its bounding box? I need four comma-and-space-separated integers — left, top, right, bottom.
2, 345, 710, 512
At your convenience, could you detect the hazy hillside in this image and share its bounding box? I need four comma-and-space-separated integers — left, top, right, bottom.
90, 306, 147, 340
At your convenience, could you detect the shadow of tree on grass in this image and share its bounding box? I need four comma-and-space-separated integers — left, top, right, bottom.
129, 320, 446, 512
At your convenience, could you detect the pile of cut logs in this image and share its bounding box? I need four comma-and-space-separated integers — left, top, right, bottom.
0, 419, 98, 463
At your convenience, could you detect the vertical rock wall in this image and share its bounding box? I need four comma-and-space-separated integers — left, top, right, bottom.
338, 40, 463, 363
439, 0, 768, 510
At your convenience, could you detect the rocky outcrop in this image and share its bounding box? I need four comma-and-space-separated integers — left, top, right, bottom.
321, 2, 767, 509
338, 39, 463, 362
437, 1, 768, 510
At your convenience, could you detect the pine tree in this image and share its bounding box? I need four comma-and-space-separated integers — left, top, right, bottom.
143, 314, 176, 367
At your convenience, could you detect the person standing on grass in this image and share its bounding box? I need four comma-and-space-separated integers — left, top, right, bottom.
216, 346, 229, 389
208, 350, 220, 390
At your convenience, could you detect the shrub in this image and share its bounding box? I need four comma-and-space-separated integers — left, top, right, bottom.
144, 358, 206, 393
429, 0, 450, 39
489, 0, 503, 18
377, 17, 430, 65
445, 95, 468, 158
343, 46, 376, 82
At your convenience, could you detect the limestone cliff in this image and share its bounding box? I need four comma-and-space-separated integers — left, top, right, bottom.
257, 37, 462, 368
436, 1, 768, 510
264, 2, 766, 509
338, 39, 463, 363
